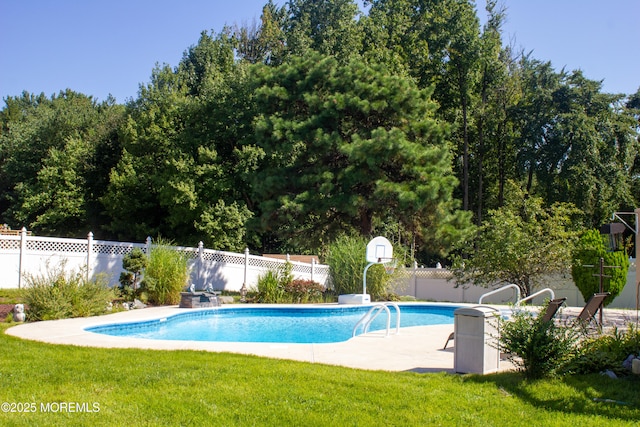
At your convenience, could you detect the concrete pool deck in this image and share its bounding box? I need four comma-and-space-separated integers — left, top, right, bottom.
6, 304, 637, 373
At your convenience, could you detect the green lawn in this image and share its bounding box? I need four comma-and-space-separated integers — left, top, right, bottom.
0, 324, 638, 426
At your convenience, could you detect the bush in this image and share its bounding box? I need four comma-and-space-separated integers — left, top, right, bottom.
255, 262, 292, 303
118, 247, 147, 300
255, 263, 326, 303
571, 229, 629, 306
567, 325, 640, 376
142, 240, 189, 305
23, 262, 114, 321
255, 270, 286, 303
325, 234, 393, 300
500, 303, 579, 379
284, 279, 325, 303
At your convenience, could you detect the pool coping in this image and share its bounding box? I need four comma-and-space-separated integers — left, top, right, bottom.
7, 303, 636, 372
7, 303, 489, 373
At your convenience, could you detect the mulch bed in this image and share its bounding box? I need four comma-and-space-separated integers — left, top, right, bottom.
0, 304, 16, 321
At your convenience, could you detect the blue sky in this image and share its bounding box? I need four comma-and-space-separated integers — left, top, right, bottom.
1, 0, 638, 104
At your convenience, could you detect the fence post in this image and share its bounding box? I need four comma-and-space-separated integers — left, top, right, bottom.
18, 227, 27, 289
198, 241, 204, 290
413, 261, 418, 298
86, 231, 93, 283
311, 258, 316, 282
241, 247, 249, 302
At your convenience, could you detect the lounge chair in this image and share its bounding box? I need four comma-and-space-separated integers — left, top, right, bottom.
443, 332, 455, 350
575, 292, 610, 326
442, 298, 567, 350
540, 297, 567, 322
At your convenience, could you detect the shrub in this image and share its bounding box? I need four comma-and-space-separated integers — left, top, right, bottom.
142, 240, 189, 305
325, 234, 393, 300
567, 325, 640, 376
255, 263, 326, 303
256, 270, 285, 303
23, 262, 114, 321
500, 303, 579, 379
571, 229, 629, 306
118, 247, 147, 300
284, 279, 325, 303
255, 263, 292, 303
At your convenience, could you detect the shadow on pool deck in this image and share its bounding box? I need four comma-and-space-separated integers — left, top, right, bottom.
6, 304, 636, 373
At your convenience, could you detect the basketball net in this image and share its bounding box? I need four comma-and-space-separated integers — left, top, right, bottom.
379, 258, 397, 275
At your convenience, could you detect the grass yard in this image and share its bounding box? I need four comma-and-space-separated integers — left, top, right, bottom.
0, 324, 639, 426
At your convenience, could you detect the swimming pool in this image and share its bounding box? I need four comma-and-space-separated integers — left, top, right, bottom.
86, 304, 459, 344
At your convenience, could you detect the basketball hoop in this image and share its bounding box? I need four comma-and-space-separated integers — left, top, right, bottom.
380, 258, 397, 275
361, 236, 395, 297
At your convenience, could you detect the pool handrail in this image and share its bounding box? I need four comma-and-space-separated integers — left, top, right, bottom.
366, 302, 400, 336
478, 284, 521, 305
352, 302, 401, 338
515, 288, 555, 306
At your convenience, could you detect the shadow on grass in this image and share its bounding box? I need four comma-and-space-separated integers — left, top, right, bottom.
465, 371, 640, 423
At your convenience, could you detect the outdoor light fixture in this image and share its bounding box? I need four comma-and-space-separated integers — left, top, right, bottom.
599, 222, 627, 252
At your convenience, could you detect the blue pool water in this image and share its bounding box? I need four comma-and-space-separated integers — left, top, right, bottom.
87, 304, 458, 344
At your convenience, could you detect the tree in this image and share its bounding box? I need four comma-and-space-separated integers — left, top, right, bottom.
285, 0, 363, 63
537, 72, 638, 227
364, 0, 482, 212
232, 1, 287, 65
451, 182, 582, 297
571, 229, 629, 306
471, 0, 508, 223
103, 31, 256, 250
101, 63, 187, 241
249, 53, 465, 253
0, 90, 124, 236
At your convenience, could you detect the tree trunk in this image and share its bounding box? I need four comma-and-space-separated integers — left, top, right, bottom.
359, 207, 372, 236
462, 92, 469, 211
497, 120, 505, 207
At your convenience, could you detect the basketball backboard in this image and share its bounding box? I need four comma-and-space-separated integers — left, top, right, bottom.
365, 236, 393, 263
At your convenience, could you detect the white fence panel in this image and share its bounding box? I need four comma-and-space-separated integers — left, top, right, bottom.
2, 230, 632, 308
0, 231, 329, 292
393, 261, 638, 309
0, 235, 21, 287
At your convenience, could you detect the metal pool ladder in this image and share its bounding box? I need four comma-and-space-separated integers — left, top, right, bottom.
352, 302, 401, 338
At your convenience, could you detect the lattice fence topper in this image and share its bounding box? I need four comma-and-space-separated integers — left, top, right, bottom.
173, 246, 199, 260
27, 239, 87, 253
93, 243, 146, 255
401, 268, 454, 280
0, 238, 20, 250
247, 255, 286, 270
201, 250, 245, 264
0, 230, 330, 290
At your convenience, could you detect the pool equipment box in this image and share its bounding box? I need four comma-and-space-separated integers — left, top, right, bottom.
453, 306, 500, 374
338, 294, 371, 304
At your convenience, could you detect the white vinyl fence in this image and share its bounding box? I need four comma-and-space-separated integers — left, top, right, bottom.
2, 229, 637, 310
0, 229, 329, 292
392, 262, 638, 310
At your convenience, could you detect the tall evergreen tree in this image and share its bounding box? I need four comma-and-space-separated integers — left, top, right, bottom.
249, 53, 468, 254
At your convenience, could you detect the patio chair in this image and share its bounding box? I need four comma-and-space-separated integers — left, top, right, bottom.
443, 331, 455, 350
540, 297, 567, 322
575, 292, 610, 326
442, 298, 567, 350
